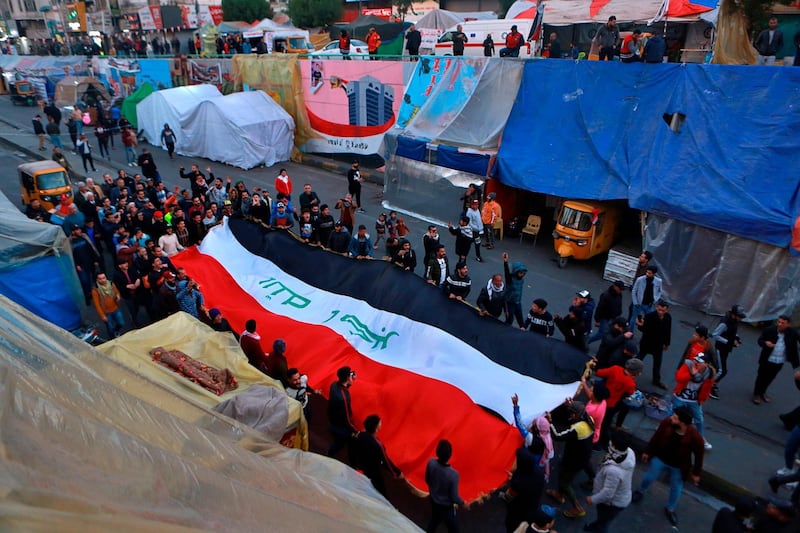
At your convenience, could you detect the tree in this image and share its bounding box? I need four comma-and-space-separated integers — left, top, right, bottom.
222, 0, 273, 22
723, 0, 792, 36
287, 0, 343, 28
498, 0, 517, 19
393, 0, 416, 21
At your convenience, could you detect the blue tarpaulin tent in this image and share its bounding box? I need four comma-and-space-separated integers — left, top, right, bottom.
0, 191, 82, 330
496, 61, 800, 248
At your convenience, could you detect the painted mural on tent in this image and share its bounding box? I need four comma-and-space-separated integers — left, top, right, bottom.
92, 57, 173, 98
299, 59, 405, 156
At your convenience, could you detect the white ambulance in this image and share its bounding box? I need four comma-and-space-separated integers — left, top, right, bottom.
433, 19, 536, 57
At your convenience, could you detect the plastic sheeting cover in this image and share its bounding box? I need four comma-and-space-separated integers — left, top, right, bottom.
98, 311, 308, 448
179, 91, 295, 169
383, 154, 484, 227
645, 214, 800, 321
120, 81, 155, 130
137, 84, 222, 150
231, 55, 315, 147
0, 296, 421, 531
398, 58, 522, 150
711, 0, 757, 65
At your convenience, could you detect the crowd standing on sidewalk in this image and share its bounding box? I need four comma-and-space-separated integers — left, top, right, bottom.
15, 102, 800, 531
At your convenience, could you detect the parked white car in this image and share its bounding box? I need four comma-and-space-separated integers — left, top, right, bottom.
309, 40, 369, 60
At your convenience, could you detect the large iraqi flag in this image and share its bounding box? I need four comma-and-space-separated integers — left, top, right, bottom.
173, 218, 588, 501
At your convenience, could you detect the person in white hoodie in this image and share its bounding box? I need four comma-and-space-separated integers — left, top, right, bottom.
584, 430, 636, 532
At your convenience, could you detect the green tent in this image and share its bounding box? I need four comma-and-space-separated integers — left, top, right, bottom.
120, 82, 155, 130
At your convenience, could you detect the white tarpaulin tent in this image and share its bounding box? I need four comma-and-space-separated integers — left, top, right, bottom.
180, 90, 295, 169
0, 296, 421, 531
137, 84, 222, 151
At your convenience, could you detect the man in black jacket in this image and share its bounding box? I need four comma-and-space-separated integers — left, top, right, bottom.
555, 306, 587, 352
589, 281, 624, 344
405, 24, 421, 59
596, 317, 633, 369
444, 262, 471, 301
477, 274, 507, 319
32, 114, 46, 151
352, 414, 402, 496
637, 299, 672, 389
326, 221, 350, 255
753, 315, 800, 404
328, 366, 358, 461
426, 244, 449, 287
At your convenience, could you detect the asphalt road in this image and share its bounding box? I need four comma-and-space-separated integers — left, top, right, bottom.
0, 135, 729, 532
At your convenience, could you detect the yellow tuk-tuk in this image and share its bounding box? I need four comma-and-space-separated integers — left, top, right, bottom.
19, 161, 72, 211
9, 79, 37, 106
553, 200, 622, 268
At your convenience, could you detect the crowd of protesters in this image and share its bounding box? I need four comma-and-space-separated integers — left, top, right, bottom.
20, 137, 800, 531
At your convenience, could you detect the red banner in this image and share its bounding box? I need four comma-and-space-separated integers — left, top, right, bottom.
209, 5, 224, 25
149, 5, 163, 30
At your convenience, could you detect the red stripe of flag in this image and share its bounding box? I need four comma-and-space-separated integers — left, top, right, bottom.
174, 247, 522, 501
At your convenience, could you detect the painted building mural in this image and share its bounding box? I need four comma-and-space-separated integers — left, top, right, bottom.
300, 60, 405, 156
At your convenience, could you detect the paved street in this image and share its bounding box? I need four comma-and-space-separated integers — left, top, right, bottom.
0, 94, 793, 530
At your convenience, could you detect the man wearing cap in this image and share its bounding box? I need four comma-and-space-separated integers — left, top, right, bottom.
753, 315, 800, 405
208, 308, 235, 338
266, 339, 289, 385
346, 161, 364, 213
157, 269, 180, 317
595, 358, 642, 446
328, 366, 359, 460
589, 281, 625, 344
632, 406, 705, 527
499, 24, 524, 57
574, 290, 596, 341
327, 221, 351, 255
631, 265, 662, 331
672, 353, 716, 450
710, 304, 746, 398
480, 192, 501, 250
348, 225, 373, 260
637, 299, 672, 389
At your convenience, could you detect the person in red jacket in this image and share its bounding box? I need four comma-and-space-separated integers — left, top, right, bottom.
366, 27, 381, 60
632, 406, 705, 527
595, 358, 642, 447
274, 168, 292, 200
672, 353, 716, 450
239, 318, 269, 374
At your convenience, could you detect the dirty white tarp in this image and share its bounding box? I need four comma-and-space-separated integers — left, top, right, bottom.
0, 297, 420, 531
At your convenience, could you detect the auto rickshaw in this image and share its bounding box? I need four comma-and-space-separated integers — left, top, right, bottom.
19, 161, 72, 212
553, 200, 622, 268
9, 79, 37, 106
